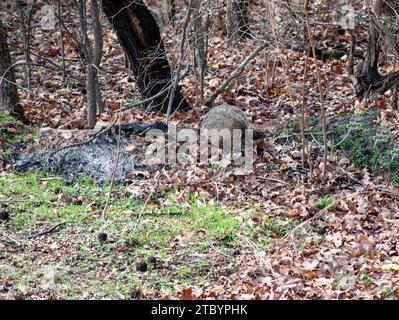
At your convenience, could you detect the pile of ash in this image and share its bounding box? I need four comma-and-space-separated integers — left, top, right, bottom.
11, 122, 166, 183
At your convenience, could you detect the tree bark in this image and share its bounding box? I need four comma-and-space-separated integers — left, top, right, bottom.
167, 0, 177, 23
192, 0, 207, 103
391, 86, 398, 110
16, 0, 34, 94
0, 20, 22, 116
102, 0, 190, 113
361, 0, 382, 83
91, 0, 104, 114
227, 0, 250, 40
192, 0, 207, 74
77, 0, 104, 128
354, 0, 399, 97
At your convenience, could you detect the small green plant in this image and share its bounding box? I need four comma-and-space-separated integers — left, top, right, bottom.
262, 216, 296, 238
359, 272, 373, 286
331, 279, 340, 290
178, 266, 194, 277
285, 109, 399, 185
315, 195, 334, 210
333, 110, 399, 184
380, 287, 393, 299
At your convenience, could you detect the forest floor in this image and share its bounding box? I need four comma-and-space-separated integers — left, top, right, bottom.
1, 2, 399, 299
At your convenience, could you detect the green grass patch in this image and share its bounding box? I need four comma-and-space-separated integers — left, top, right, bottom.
0, 170, 298, 299
1, 171, 285, 299
315, 195, 334, 210
334, 110, 399, 183
282, 109, 399, 184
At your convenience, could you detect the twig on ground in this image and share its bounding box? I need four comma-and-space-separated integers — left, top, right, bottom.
39, 177, 63, 181
339, 167, 399, 199
1, 232, 26, 246
258, 177, 289, 185
0, 199, 42, 203
27, 221, 66, 239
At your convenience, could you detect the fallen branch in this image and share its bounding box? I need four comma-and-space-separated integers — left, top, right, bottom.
285, 41, 364, 62
258, 177, 289, 185
205, 42, 267, 106
0, 199, 42, 203
1, 232, 25, 246
27, 221, 66, 239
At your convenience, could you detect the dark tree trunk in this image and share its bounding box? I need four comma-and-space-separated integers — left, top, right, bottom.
391, 86, 398, 110
227, 0, 250, 40
354, 0, 399, 97
102, 0, 190, 113
361, 6, 381, 84
355, 0, 382, 96
0, 20, 22, 116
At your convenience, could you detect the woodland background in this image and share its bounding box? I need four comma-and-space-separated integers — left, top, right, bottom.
1, 0, 399, 300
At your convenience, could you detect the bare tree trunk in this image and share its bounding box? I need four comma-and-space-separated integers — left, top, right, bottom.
354, 0, 399, 97
57, 0, 66, 83
391, 86, 398, 110
91, 0, 104, 114
0, 20, 21, 116
227, 0, 250, 40
16, 0, 34, 94
192, 0, 207, 72
354, 0, 383, 97
167, 0, 176, 23
361, 0, 382, 82
78, 0, 104, 128
102, 0, 189, 113
383, 0, 399, 110
192, 0, 207, 103
78, 0, 95, 128
347, 30, 355, 76
86, 65, 97, 126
